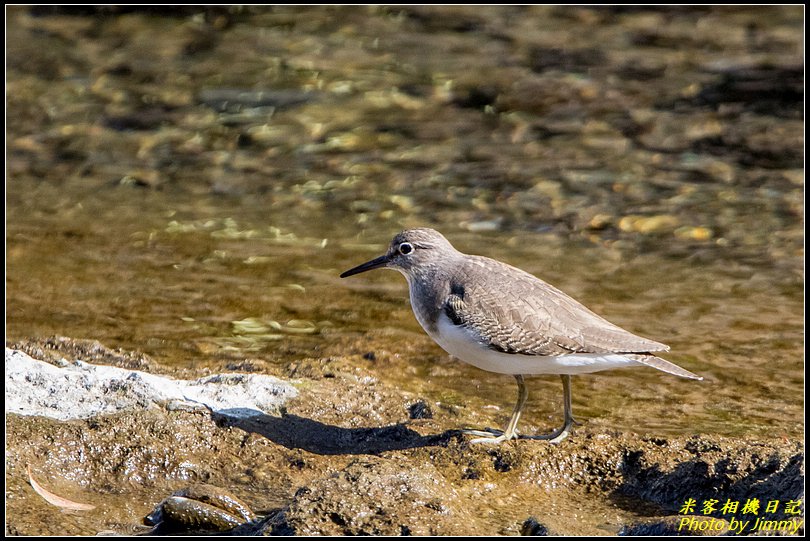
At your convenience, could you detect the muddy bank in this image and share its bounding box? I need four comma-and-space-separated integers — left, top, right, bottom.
5, 339, 803, 536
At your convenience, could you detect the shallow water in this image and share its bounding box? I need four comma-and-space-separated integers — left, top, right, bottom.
7, 185, 803, 440
7, 5, 803, 444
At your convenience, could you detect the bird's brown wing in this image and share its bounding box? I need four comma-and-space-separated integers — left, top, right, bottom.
445, 256, 669, 357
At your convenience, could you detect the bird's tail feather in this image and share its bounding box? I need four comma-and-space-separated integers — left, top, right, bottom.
627, 354, 703, 380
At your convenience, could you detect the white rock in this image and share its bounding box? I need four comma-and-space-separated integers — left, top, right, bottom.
5, 349, 297, 421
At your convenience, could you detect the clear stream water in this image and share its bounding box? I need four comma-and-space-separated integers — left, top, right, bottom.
7, 6, 803, 441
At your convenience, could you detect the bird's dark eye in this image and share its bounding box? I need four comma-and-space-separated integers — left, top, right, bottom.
398, 242, 414, 255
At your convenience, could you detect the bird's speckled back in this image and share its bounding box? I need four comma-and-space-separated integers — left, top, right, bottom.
391, 228, 668, 356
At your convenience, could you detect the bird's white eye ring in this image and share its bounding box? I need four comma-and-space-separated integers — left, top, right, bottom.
398, 242, 414, 255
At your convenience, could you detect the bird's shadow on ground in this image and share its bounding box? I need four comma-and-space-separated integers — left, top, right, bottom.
214, 411, 460, 455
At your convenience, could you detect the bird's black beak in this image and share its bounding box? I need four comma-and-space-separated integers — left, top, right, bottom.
340, 253, 391, 278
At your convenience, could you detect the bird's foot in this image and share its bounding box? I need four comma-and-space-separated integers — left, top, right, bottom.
461, 427, 503, 438
518, 425, 572, 444
469, 434, 514, 445
462, 427, 519, 445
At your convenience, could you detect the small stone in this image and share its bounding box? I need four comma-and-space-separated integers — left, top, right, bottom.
408, 400, 433, 419
520, 517, 549, 536
586, 213, 613, 230
462, 219, 502, 232
674, 226, 714, 241
618, 214, 679, 234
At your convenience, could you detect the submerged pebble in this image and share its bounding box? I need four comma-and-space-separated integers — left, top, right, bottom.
145, 485, 256, 533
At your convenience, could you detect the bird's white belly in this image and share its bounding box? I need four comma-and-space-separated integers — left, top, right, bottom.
431, 313, 641, 376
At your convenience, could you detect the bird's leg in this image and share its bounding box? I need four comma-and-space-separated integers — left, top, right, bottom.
459, 428, 503, 437
465, 375, 527, 444
519, 374, 574, 443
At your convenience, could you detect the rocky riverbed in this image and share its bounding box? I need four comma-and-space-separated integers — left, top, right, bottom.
5, 338, 804, 535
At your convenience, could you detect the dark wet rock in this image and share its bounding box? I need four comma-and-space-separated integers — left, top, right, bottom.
144, 484, 256, 534
103, 107, 178, 131
461, 466, 481, 480
527, 46, 606, 73
146, 496, 235, 533
691, 64, 803, 119
235, 509, 293, 536
490, 447, 519, 473
408, 400, 433, 419
172, 484, 256, 522
520, 516, 550, 536
396, 6, 488, 34
616, 435, 804, 519
629, 29, 708, 49
691, 132, 804, 170
616, 61, 667, 81
451, 84, 500, 109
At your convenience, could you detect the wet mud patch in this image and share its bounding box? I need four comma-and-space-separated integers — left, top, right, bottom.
279, 457, 477, 536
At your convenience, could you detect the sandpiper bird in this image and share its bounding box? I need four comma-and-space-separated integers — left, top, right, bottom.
340, 228, 702, 444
